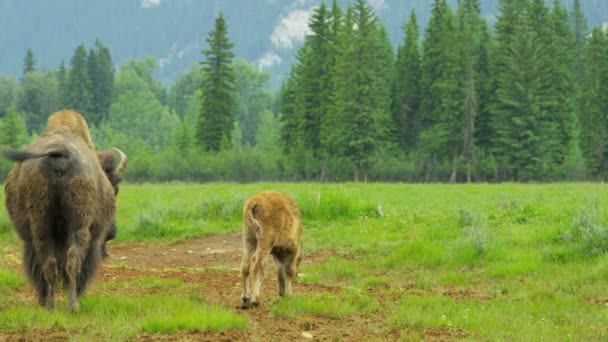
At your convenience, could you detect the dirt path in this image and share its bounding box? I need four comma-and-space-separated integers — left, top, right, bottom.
102, 234, 395, 341
1, 234, 466, 341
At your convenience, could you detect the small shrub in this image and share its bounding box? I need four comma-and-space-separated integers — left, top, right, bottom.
563, 206, 608, 257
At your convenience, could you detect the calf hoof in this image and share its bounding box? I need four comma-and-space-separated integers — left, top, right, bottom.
240, 296, 250, 309
251, 300, 259, 308
68, 301, 79, 313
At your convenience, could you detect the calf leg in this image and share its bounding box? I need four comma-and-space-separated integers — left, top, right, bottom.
101, 221, 117, 259
248, 246, 271, 307
66, 228, 91, 312
240, 239, 256, 309
282, 251, 298, 297
274, 256, 286, 297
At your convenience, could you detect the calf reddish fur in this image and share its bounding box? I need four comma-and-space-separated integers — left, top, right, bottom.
240, 191, 303, 308
4, 110, 123, 311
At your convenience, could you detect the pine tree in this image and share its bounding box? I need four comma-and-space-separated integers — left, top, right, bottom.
66, 44, 93, 117
392, 10, 422, 152
22, 48, 36, 77
197, 12, 235, 151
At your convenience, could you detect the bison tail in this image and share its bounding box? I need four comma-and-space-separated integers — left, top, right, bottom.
2, 149, 68, 162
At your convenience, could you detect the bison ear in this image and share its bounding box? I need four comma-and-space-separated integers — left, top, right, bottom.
111, 148, 128, 174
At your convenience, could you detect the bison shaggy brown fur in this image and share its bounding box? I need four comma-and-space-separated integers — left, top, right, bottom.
240, 191, 303, 309
3, 109, 126, 311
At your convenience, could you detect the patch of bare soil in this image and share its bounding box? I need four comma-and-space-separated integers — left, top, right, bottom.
1, 234, 459, 341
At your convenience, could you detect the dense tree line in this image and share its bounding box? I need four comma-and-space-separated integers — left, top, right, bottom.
0, 0, 607, 183
279, 0, 608, 182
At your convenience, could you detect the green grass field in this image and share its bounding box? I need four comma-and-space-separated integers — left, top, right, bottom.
1, 183, 608, 340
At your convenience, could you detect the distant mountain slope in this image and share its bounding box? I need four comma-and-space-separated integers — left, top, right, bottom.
0, 0, 605, 86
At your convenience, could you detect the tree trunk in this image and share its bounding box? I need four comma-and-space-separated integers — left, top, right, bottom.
354, 166, 359, 182
320, 163, 327, 183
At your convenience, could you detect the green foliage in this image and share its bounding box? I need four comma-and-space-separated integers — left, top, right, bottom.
232, 58, 272, 146
15, 71, 60, 132
0, 106, 28, 148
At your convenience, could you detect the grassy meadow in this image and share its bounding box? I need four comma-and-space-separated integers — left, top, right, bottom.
1, 183, 608, 340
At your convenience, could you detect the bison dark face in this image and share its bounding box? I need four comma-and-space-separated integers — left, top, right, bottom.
97, 148, 128, 258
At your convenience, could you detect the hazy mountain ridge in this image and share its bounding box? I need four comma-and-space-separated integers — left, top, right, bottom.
0, 0, 605, 85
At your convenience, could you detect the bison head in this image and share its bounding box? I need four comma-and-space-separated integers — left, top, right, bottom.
97, 147, 127, 258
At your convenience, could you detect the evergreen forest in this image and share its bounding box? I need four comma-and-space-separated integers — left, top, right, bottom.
0, 0, 607, 183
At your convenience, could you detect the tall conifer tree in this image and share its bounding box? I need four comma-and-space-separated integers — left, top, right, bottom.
392, 10, 421, 151
66, 44, 93, 117
23, 48, 36, 77
197, 13, 235, 151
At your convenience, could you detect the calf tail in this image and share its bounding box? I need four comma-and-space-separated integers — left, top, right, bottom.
245, 203, 263, 234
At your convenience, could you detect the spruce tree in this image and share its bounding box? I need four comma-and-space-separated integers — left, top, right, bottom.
57, 60, 69, 108
22, 48, 35, 77
66, 44, 93, 118
491, 12, 549, 181
580, 27, 608, 179
278, 71, 299, 154
88, 39, 115, 126
319, 0, 343, 165
197, 12, 235, 151
331, 0, 393, 181
392, 10, 421, 152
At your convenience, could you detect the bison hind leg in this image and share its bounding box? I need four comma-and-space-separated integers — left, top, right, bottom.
76, 242, 102, 296
23, 242, 48, 306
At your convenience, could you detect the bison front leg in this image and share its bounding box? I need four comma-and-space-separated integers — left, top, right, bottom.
66, 229, 91, 312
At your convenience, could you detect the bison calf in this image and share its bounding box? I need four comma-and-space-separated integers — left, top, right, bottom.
240, 191, 303, 309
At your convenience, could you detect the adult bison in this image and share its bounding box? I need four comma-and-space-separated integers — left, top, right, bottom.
3, 110, 127, 311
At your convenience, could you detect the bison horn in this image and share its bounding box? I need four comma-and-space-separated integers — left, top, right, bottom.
111, 147, 128, 174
